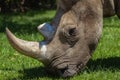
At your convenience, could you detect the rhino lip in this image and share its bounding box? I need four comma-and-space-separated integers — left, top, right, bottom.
59, 65, 77, 78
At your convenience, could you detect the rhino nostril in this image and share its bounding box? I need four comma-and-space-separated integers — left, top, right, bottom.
59, 67, 68, 74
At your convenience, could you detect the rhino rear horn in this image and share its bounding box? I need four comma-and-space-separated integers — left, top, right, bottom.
37, 23, 55, 42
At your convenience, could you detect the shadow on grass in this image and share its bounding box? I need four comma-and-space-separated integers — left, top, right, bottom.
1, 17, 52, 34
10, 66, 61, 80
103, 16, 120, 28
0, 10, 54, 34
87, 57, 120, 71
9, 57, 120, 79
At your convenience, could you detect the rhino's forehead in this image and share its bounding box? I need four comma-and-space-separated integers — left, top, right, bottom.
60, 11, 77, 25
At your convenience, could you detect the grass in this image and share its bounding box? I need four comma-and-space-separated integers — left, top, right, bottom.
0, 10, 120, 80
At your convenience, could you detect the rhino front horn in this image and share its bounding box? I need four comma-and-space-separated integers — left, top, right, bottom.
6, 28, 48, 61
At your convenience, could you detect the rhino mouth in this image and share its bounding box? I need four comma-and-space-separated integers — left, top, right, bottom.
57, 63, 82, 78
47, 64, 78, 78
59, 65, 78, 78
48, 55, 81, 78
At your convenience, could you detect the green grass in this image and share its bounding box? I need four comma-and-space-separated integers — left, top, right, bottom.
0, 10, 120, 80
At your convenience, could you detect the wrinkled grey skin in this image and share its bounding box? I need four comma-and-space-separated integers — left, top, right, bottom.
6, 0, 120, 78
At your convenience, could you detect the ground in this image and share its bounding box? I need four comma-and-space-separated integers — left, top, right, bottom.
0, 10, 120, 80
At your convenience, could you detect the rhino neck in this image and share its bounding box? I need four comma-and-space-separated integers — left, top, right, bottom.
103, 0, 115, 17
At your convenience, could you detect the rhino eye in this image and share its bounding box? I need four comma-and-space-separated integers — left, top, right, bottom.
63, 26, 77, 37
69, 28, 76, 36
59, 25, 80, 46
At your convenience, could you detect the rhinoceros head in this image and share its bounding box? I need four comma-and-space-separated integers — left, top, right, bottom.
6, 0, 103, 78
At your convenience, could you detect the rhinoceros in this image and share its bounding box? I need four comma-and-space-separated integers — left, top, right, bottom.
6, 0, 120, 78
